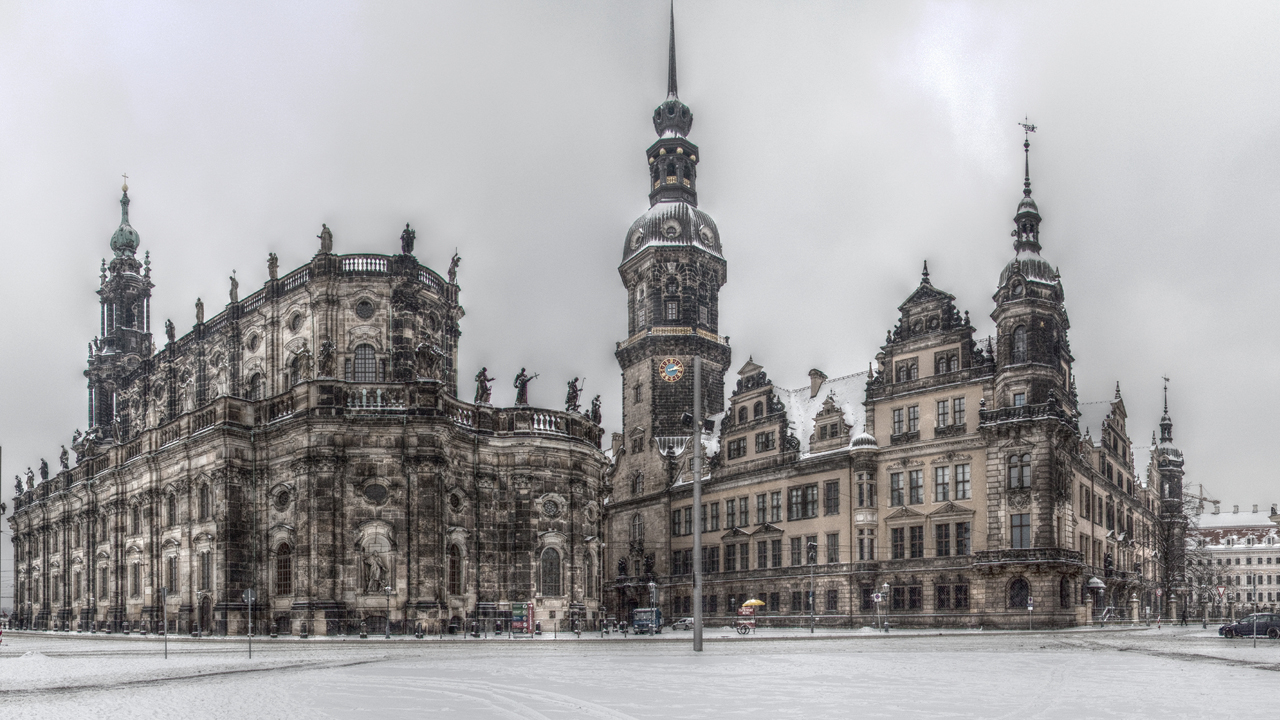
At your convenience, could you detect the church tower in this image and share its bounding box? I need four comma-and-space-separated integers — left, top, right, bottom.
991, 129, 1074, 415
613, 9, 730, 508
85, 181, 154, 441
1152, 381, 1187, 617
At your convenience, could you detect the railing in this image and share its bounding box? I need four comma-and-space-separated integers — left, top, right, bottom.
973, 548, 1083, 565
242, 289, 267, 312
342, 255, 388, 275
121, 440, 144, 462
191, 407, 217, 433
617, 326, 730, 350
281, 267, 310, 292
158, 421, 182, 447
267, 393, 295, 422
347, 387, 406, 411
531, 412, 564, 433
418, 269, 445, 294
979, 401, 1072, 426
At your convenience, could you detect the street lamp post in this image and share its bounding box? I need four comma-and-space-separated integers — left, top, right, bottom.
881, 582, 890, 633
807, 542, 817, 634
384, 586, 393, 639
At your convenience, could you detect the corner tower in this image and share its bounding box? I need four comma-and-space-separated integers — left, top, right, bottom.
991, 128, 1075, 415
615, 8, 730, 504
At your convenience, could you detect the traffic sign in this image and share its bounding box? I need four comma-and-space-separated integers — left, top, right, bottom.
1155, 588, 1163, 597
1215, 585, 1227, 602
243, 589, 256, 604
872, 593, 883, 603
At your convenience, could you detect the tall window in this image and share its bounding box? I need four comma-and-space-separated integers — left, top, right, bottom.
953, 398, 966, 426
199, 551, 212, 591
890, 473, 904, 507
540, 548, 561, 596
936, 400, 949, 427
955, 464, 971, 500
130, 562, 141, 597
1008, 454, 1031, 488
908, 470, 923, 505
247, 373, 265, 401
275, 544, 293, 595
199, 485, 211, 521
131, 505, 141, 535
756, 494, 767, 524
770, 492, 782, 523
167, 494, 178, 527
100, 566, 109, 597
290, 354, 303, 386
824, 481, 840, 515
73, 571, 82, 601
907, 406, 919, 433
448, 544, 462, 595
935, 524, 951, 556
165, 555, 177, 593
1012, 325, 1028, 363
909, 526, 924, 558
826, 533, 840, 563
635, 287, 646, 328
891, 527, 905, 559
770, 539, 782, 568
352, 344, 378, 382
584, 554, 595, 598
934, 467, 950, 502
892, 408, 904, 434
1009, 577, 1030, 609
956, 522, 971, 555
665, 300, 679, 321
790, 537, 802, 566
1011, 513, 1031, 549
753, 401, 764, 419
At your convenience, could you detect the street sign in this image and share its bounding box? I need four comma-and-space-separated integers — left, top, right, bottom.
872, 593, 883, 603
1215, 585, 1227, 602
1155, 588, 1163, 597
242, 589, 255, 604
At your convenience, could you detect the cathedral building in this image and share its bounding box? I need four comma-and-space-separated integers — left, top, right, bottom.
9, 186, 609, 635
602, 17, 1183, 628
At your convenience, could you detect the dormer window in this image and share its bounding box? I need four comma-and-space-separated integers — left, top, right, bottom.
738, 407, 748, 423
753, 401, 764, 419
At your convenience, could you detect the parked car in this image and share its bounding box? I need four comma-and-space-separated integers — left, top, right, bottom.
1219, 614, 1280, 638
671, 617, 694, 631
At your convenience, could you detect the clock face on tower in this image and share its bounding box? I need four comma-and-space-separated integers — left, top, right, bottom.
659, 358, 685, 383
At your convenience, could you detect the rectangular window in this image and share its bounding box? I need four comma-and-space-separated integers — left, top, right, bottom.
953, 397, 965, 426
826, 533, 840, 564
791, 591, 803, 612
100, 567, 109, 597
791, 537, 803, 566
1013, 392, 1026, 407
757, 541, 768, 570
935, 523, 951, 557
824, 480, 840, 516
769, 592, 780, 612
698, 305, 709, 326
890, 473, 904, 507
726, 438, 747, 459
891, 527, 905, 560
892, 586, 906, 610
770, 492, 782, 523
672, 510, 682, 536
199, 552, 212, 591
166, 555, 177, 593
908, 586, 923, 610
862, 587, 874, 611
936, 400, 949, 427
908, 470, 923, 505
671, 551, 683, 575
892, 408, 904, 435
804, 485, 818, 518
756, 494, 767, 524
704, 546, 720, 573
788, 487, 803, 521
724, 543, 737, 572
909, 525, 924, 559
771, 539, 783, 568
739, 498, 749, 527
701, 504, 708, 533
73, 571, 82, 602
936, 584, 952, 610
683, 507, 693, 535
755, 431, 776, 453
726, 501, 736, 529
956, 522, 971, 556
934, 466, 950, 502
907, 405, 919, 432
1011, 513, 1031, 549
710, 502, 720, 531
954, 464, 971, 500
954, 584, 970, 609
130, 563, 141, 597
665, 300, 679, 320
740, 543, 749, 570
826, 588, 839, 612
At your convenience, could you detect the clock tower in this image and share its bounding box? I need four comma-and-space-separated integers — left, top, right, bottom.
613, 8, 730, 513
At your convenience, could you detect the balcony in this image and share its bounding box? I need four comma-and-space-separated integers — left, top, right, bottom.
973, 548, 1084, 566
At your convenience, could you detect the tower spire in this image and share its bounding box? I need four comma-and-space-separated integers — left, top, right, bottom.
1010, 119, 1041, 254
667, 1, 678, 99
1019, 118, 1035, 198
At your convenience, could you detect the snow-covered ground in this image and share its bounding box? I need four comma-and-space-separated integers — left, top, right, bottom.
0, 626, 1274, 719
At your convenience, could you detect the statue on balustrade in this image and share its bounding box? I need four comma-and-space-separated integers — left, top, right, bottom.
195, 297, 204, 325
448, 253, 460, 284
59, 446, 69, 471
39, 459, 48, 482
25, 468, 34, 491
590, 395, 602, 425
268, 252, 278, 280
474, 367, 494, 404
14, 475, 22, 497
165, 319, 176, 345
565, 378, 581, 413
317, 224, 333, 254
399, 223, 416, 255
514, 368, 537, 406
229, 271, 239, 303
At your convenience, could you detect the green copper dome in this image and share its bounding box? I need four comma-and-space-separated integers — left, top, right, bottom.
110, 184, 140, 258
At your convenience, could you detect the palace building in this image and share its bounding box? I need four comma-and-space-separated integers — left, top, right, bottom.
602, 15, 1187, 628
8, 188, 609, 635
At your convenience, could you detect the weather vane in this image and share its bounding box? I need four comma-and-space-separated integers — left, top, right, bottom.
1018, 118, 1036, 135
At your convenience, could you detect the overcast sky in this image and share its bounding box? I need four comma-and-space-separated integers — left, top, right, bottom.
2, 1, 1278, 594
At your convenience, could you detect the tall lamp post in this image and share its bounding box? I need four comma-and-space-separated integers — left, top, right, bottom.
807, 541, 817, 634
384, 586, 393, 639
881, 582, 890, 633
691, 357, 704, 652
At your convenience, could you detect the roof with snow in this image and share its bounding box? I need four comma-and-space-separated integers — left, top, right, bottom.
772, 371, 870, 457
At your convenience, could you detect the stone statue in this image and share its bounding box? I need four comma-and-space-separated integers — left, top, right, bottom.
415, 342, 439, 378
590, 395, 602, 425
317, 340, 335, 378
617, 558, 627, 577
514, 368, 537, 406
213, 354, 230, 396
165, 319, 176, 344
229, 272, 239, 303
72, 428, 82, 444
296, 340, 315, 381
317, 223, 333, 254
59, 446, 69, 471
268, 252, 279, 280
448, 253, 460, 284
25, 468, 34, 491
565, 377, 581, 413
399, 223, 416, 255
39, 459, 48, 481
195, 297, 204, 324
14, 475, 22, 497
474, 367, 494, 404
365, 554, 387, 594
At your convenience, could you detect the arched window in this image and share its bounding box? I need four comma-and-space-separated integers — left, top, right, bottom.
289, 355, 303, 386
447, 544, 462, 595
631, 515, 645, 542
130, 505, 141, 535
352, 344, 378, 382
948, 355, 959, 373
1007, 453, 1031, 489
631, 473, 643, 495
753, 401, 764, 419
198, 485, 211, 521
738, 407, 748, 423
247, 373, 264, 401
1012, 325, 1028, 363
166, 494, 177, 527
275, 543, 293, 595
1009, 577, 1030, 609
540, 548, 562, 596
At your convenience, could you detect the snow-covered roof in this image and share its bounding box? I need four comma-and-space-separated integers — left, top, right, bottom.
772, 371, 869, 457
1192, 505, 1279, 531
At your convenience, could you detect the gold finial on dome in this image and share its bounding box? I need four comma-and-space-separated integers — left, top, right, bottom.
121, 172, 129, 193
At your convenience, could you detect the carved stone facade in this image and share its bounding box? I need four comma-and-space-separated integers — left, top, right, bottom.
9, 191, 608, 635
